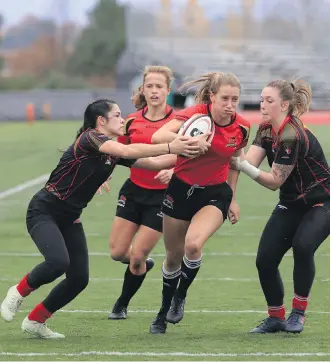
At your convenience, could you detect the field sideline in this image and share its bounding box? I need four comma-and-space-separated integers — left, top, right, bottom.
0, 121, 329, 361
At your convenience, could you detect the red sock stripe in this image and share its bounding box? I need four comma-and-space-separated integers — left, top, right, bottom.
268, 305, 286, 320
28, 303, 52, 323
16, 274, 34, 297
294, 293, 309, 301
293, 294, 309, 311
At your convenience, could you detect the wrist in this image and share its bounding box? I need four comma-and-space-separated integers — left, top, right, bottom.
240, 160, 260, 180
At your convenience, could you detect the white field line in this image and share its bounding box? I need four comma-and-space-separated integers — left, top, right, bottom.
0, 351, 328, 358
18, 309, 330, 314
0, 174, 49, 200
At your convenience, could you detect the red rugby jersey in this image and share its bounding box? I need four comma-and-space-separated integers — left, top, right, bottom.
174, 103, 250, 186
117, 105, 175, 190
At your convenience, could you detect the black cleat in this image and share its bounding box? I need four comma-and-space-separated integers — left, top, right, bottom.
166, 295, 186, 324
146, 258, 155, 273
250, 317, 286, 333
108, 300, 127, 320
149, 313, 167, 334
285, 309, 305, 334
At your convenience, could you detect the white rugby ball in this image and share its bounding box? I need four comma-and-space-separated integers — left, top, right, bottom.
178, 114, 215, 142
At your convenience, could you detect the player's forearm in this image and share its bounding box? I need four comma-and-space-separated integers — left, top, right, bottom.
133, 155, 176, 170
255, 171, 279, 190
151, 130, 177, 144
124, 143, 170, 159
227, 168, 240, 200
239, 160, 279, 190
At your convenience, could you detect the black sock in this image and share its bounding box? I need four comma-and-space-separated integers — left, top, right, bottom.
117, 266, 146, 307
176, 255, 202, 299
159, 263, 181, 315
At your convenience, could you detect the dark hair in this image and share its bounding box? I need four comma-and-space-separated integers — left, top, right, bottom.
76, 99, 117, 139
267, 79, 312, 117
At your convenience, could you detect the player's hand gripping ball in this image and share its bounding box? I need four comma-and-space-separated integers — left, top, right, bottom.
177, 114, 214, 157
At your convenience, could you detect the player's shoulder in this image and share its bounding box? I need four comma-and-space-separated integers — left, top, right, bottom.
176, 103, 208, 117
86, 128, 109, 141
189, 103, 209, 114
82, 127, 97, 139
257, 121, 272, 133
123, 110, 142, 133
79, 128, 110, 151
163, 104, 175, 120
280, 118, 300, 142
234, 113, 250, 129
125, 109, 142, 122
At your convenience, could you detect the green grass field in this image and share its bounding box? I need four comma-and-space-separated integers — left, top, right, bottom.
0, 121, 329, 361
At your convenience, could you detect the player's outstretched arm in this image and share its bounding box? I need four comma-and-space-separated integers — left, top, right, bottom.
99, 138, 199, 159
132, 155, 177, 171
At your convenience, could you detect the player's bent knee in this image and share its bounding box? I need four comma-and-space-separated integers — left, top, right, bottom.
69, 272, 89, 292
110, 246, 128, 262
47, 256, 70, 277
255, 255, 277, 272
130, 248, 148, 262
184, 234, 203, 257
184, 243, 201, 257
292, 243, 314, 259
77, 273, 89, 288
130, 257, 144, 271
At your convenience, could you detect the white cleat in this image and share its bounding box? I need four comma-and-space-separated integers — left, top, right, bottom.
21, 317, 65, 339
0, 285, 24, 322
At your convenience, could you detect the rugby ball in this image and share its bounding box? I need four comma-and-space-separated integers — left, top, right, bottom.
178, 114, 215, 142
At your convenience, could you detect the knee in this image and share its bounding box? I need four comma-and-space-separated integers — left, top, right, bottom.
184, 235, 202, 258
47, 255, 70, 277
110, 245, 128, 262
69, 271, 89, 292
77, 272, 89, 291
256, 253, 275, 273
293, 242, 314, 260
130, 251, 146, 273
111, 252, 125, 262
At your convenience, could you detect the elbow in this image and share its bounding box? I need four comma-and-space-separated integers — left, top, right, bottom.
268, 183, 280, 191
148, 162, 159, 171
151, 132, 161, 144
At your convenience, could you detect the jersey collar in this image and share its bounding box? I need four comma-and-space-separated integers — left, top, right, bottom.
207, 103, 236, 128
142, 105, 173, 122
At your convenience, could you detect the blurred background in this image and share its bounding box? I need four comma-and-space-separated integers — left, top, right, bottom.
0, 0, 329, 120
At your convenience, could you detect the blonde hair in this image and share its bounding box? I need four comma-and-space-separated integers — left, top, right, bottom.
179, 72, 241, 104
267, 78, 312, 117
131, 65, 173, 110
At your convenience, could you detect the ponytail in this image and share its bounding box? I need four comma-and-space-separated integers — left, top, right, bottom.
179, 72, 241, 104
131, 85, 147, 110
291, 79, 312, 117
267, 79, 312, 117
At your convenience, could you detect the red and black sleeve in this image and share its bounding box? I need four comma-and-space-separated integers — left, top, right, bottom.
274, 124, 300, 166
